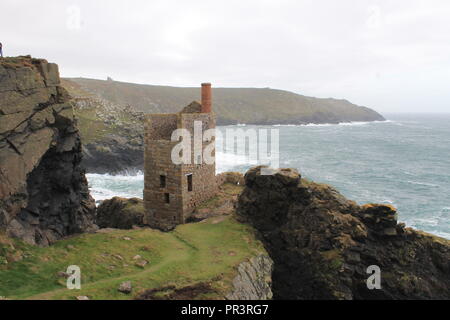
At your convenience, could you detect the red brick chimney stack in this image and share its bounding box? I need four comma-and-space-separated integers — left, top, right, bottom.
201, 83, 212, 113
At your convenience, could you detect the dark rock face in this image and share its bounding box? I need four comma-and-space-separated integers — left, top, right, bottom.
237, 166, 450, 300
82, 141, 143, 174
70, 96, 144, 174
96, 197, 145, 229
0, 56, 96, 246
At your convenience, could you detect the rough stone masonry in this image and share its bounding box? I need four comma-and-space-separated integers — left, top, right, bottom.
143, 83, 218, 231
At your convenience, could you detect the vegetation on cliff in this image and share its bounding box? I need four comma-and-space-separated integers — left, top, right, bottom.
96, 197, 145, 229
64, 77, 385, 125
61, 79, 144, 174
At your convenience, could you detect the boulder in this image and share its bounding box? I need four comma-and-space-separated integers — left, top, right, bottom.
96, 197, 145, 229
135, 259, 148, 268
118, 281, 132, 294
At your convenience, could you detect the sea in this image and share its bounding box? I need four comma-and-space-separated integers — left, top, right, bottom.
86, 114, 450, 239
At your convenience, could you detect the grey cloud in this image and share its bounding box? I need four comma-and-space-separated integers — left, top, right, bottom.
1, 0, 449, 113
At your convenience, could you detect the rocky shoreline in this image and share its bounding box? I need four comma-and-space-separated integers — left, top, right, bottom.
237, 166, 450, 299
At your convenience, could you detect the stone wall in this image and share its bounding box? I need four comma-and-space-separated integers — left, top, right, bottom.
145, 114, 178, 141
144, 108, 218, 230
144, 139, 183, 229
179, 112, 217, 221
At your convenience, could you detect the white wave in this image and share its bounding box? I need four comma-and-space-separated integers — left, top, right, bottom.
410, 217, 440, 227
86, 171, 143, 181
86, 152, 254, 201
86, 172, 144, 203
216, 151, 256, 173
406, 180, 440, 188
339, 121, 372, 126
433, 231, 450, 239
335, 120, 393, 126
271, 120, 393, 127
305, 123, 335, 127
89, 187, 140, 202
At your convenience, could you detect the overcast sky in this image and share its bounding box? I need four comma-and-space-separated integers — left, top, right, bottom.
1, 0, 450, 113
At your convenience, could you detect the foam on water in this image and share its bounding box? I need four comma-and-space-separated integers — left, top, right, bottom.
86, 172, 144, 203
273, 120, 393, 127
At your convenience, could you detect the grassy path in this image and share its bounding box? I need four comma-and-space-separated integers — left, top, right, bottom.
27, 233, 193, 300
1, 216, 265, 300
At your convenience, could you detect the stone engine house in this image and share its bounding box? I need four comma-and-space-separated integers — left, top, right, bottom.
143, 83, 217, 230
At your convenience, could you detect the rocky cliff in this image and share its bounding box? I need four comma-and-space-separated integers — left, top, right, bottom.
237, 166, 450, 300
0, 56, 96, 246
226, 254, 273, 300
62, 79, 144, 173
96, 197, 145, 229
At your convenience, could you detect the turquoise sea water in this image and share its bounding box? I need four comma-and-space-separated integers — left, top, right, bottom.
87, 114, 450, 239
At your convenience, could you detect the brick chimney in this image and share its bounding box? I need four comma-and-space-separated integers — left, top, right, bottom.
201, 83, 212, 113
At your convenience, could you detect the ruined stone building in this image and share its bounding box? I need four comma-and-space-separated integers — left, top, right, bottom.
143, 83, 217, 230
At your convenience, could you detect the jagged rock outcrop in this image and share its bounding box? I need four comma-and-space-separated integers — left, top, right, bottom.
0, 56, 96, 246
96, 197, 145, 229
237, 166, 450, 300
226, 254, 273, 300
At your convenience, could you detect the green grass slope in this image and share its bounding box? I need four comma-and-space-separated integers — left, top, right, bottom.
0, 216, 265, 300
63, 78, 384, 125
62, 79, 143, 145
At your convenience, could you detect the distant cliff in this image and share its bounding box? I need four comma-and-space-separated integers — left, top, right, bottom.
62, 79, 144, 174
0, 56, 96, 246
237, 166, 450, 300
64, 78, 384, 125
